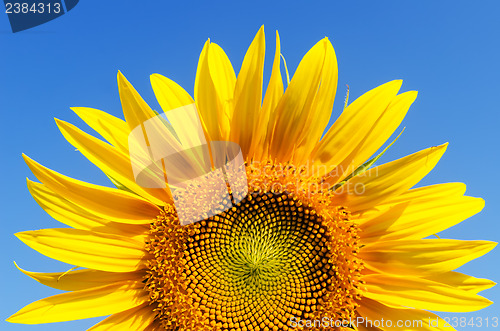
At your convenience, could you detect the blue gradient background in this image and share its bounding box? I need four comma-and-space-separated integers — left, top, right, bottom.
1, 1, 499, 330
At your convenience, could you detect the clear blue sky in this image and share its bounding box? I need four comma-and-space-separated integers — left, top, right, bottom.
1, 1, 499, 330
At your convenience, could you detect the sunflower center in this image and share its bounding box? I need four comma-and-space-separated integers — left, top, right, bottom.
185, 193, 332, 327
144, 162, 363, 330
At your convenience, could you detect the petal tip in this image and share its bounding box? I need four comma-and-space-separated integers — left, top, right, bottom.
117, 71, 130, 87
21, 153, 32, 163
14, 231, 28, 241
406, 90, 418, 100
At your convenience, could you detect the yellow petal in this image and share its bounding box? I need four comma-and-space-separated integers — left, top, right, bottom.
15, 228, 145, 272
360, 239, 496, 276
268, 38, 329, 162
425, 271, 496, 294
195, 40, 224, 141
230, 26, 265, 156
208, 42, 236, 138
335, 91, 417, 181
363, 274, 493, 312
208, 42, 236, 110
56, 119, 172, 206
357, 297, 457, 331
14, 262, 142, 291
150, 73, 195, 112
292, 38, 338, 164
360, 195, 485, 242
28, 179, 106, 229
71, 107, 130, 153
254, 30, 284, 161
312, 80, 402, 180
88, 303, 156, 331
27, 180, 148, 236
6, 281, 147, 324
150, 74, 214, 179
358, 182, 466, 216
24, 155, 161, 223
117, 71, 158, 132
331, 144, 447, 212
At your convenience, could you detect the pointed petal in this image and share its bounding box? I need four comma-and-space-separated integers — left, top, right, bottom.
6, 281, 147, 324
150, 73, 194, 112
255, 30, 284, 161
15, 228, 145, 272
313, 80, 402, 180
333, 91, 417, 180
230, 26, 265, 155
357, 297, 457, 331
332, 144, 447, 212
425, 271, 496, 294
359, 182, 467, 214
87, 303, 156, 331
208, 42, 236, 110
27, 179, 108, 230
268, 38, 329, 162
195, 40, 224, 141
117, 71, 158, 132
71, 107, 130, 153
293, 38, 338, 164
361, 239, 496, 276
56, 119, 171, 206
15, 263, 142, 291
208, 42, 236, 138
27, 180, 148, 236
360, 195, 485, 242
363, 274, 493, 312
24, 155, 161, 223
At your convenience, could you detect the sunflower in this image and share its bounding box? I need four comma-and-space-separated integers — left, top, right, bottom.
8, 26, 496, 331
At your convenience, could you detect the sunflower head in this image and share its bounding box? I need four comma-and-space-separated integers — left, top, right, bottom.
8, 26, 495, 331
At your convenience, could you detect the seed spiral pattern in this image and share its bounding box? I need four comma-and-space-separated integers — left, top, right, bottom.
144, 163, 362, 331
184, 193, 332, 330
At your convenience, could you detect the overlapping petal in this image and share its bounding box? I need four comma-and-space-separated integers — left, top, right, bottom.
424, 271, 496, 294
269, 37, 335, 162
253, 30, 283, 160
312, 80, 402, 180
88, 303, 156, 331
7, 281, 147, 324
355, 182, 468, 222
117, 71, 158, 133
27, 179, 148, 236
24, 155, 161, 222
15, 228, 145, 272
230, 26, 265, 156
357, 297, 457, 331
359, 195, 485, 242
195, 39, 236, 141
360, 239, 496, 276
55, 119, 172, 206
364, 274, 493, 312
15, 263, 142, 291
331, 144, 447, 211
71, 107, 130, 153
